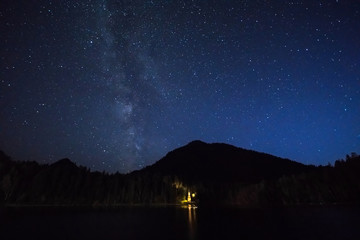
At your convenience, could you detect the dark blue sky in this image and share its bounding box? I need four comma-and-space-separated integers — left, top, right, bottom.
1, 0, 359, 172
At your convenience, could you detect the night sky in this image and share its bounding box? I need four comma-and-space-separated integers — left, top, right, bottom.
1, 0, 359, 173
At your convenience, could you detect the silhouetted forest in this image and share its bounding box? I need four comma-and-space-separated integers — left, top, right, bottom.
1, 141, 359, 207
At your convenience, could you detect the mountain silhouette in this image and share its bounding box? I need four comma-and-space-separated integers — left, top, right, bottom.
49, 158, 79, 174
143, 140, 309, 184
0, 142, 359, 206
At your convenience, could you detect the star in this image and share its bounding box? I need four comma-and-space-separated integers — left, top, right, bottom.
0, 0, 359, 172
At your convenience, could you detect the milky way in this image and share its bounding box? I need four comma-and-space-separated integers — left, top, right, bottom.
1, 0, 360, 172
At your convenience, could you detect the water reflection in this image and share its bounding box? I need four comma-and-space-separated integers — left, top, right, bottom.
187, 205, 197, 240
2, 206, 359, 240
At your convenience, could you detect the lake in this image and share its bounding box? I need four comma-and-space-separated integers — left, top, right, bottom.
1, 205, 359, 240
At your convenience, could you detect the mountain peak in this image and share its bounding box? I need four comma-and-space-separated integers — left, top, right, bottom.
147, 141, 308, 184
0, 150, 11, 162
186, 140, 207, 146
51, 158, 77, 168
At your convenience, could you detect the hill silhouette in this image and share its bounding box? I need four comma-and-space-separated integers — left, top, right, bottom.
143, 140, 309, 184
0, 142, 359, 206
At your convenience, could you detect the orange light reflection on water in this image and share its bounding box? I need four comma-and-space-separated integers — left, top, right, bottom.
187, 205, 197, 240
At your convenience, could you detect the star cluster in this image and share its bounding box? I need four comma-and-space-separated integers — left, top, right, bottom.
1, 0, 359, 172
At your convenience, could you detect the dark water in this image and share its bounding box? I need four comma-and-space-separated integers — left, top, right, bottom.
1, 206, 360, 240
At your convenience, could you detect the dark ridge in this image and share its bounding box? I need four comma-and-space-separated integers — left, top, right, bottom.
0, 150, 11, 162
144, 141, 309, 184
51, 158, 77, 168
1, 146, 359, 207
186, 140, 207, 146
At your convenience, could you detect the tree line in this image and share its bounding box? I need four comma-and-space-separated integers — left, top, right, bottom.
1, 150, 359, 207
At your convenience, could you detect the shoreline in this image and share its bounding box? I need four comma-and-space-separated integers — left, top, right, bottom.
1, 201, 359, 209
